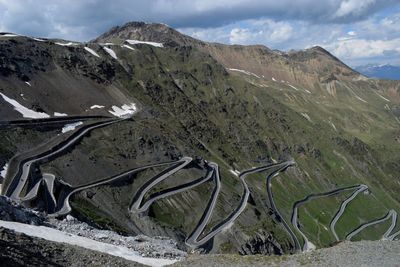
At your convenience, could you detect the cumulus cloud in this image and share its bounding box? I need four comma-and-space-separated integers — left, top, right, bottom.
328, 38, 400, 59
0, 0, 397, 40
227, 20, 293, 45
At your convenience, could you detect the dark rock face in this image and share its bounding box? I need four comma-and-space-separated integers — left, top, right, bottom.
239, 230, 284, 256
0, 196, 44, 225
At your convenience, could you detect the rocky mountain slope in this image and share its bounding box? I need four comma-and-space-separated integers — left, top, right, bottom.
0, 22, 400, 259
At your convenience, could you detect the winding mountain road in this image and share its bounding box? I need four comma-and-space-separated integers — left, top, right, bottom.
346, 210, 397, 241
0, 115, 111, 128
3, 113, 396, 250
186, 161, 295, 248
330, 184, 368, 241
265, 160, 301, 251
291, 185, 361, 251
4, 118, 121, 200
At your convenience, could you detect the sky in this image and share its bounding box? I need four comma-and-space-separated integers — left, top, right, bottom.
0, 0, 400, 67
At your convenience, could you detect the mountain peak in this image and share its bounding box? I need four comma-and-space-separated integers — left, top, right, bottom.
93, 21, 199, 46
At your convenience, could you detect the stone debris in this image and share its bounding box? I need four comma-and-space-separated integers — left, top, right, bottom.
49, 215, 187, 260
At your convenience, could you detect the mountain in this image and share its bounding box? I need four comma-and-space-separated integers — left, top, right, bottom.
355, 64, 400, 80
0, 22, 400, 261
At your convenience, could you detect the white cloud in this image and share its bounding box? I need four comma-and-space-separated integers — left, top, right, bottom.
230, 28, 252, 44
328, 38, 400, 59
0, 0, 396, 41
227, 20, 293, 45
334, 0, 376, 18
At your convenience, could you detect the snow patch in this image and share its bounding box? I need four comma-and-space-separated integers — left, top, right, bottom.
0, 33, 19, 37
301, 113, 312, 123
1, 163, 8, 179
90, 105, 105, 109
354, 95, 368, 103
229, 169, 240, 177
25, 81, 31, 86
272, 77, 277, 82
54, 112, 68, 117
0, 93, 50, 119
122, 44, 136, 51
374, 91, 390, 102
32, 37, 45, 42
55, 42, 79, 46
108, 103, 137, 118
330, 121, 337, 131
103, 46, 118, 59
288, 84, 299, 91
126, 40, 164, 48
228, 68, 260, 78
61, 122, 83, 133
0, 220, 177, 267
84, 47, 100, 58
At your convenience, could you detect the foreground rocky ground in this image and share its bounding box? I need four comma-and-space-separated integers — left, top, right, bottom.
0, 196, 184, 266
173, 240, 400, 267
0, 227, 145, 267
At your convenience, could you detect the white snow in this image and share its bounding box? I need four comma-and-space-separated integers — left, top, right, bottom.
272, 77, 277, 81
25, 81, 31, 86
0, 93, 50, 119
304, 89, 312, 94
103, 47, 118, 59
32, 37, 45, 42
90, 105, 105, 109
0, 33, 19, 37
54, 112, 68, 117
229, 169, 240, 177
122, 44, 136, 51
108, 103, 137, 118
354, 95, 368, 103
126, 40, 164, 48
61, 121, 83, 133
288, 84, 299, 91
301, 113, 312, 122
0, 220, 177, 267
330, 121, 337, 131
55, 42, 79, 46
1, 163, 8, 179
84, 47, 100, 58
228, 68, 260, 78
374, 91, 390, 102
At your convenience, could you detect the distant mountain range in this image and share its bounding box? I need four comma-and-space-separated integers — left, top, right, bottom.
355, 64, 400, 80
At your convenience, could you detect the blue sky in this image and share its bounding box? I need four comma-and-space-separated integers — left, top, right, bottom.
0, 0, 399, 67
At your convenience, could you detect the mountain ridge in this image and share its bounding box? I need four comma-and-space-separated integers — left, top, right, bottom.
355, 64, 400, 80
93, 21, 361, 86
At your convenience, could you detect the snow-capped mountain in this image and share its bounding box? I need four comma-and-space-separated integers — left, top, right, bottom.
355, 64, 400, 80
